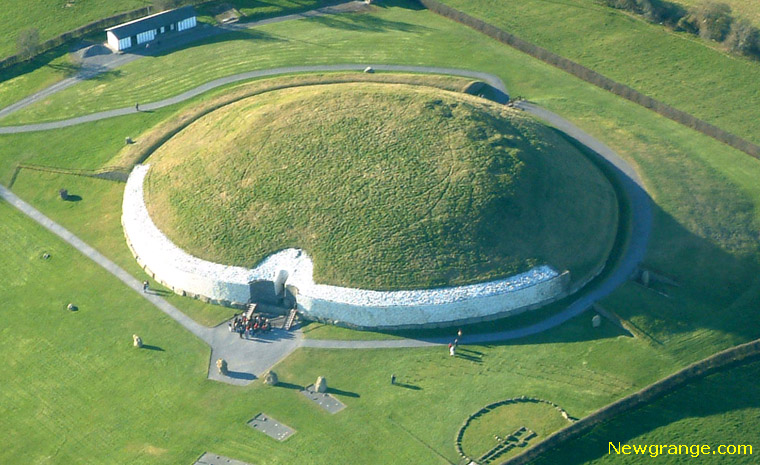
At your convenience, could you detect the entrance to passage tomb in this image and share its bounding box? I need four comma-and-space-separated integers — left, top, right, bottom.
248, 270, 296, 310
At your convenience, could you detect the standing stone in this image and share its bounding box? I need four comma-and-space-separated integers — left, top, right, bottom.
133, 334, 143, 348
592, 314, 602, 328
274, 269, 288, 296
315, 376, 327, 393
641, 270, 651, 287
264, 371, 279, 386
216, 358, 228, 375
59, 189, 69, 200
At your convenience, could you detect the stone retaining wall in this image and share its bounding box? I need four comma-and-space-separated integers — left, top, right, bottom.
122, 164, 569, 327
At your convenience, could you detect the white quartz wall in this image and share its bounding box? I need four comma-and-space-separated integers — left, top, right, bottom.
123, 165, 569, 325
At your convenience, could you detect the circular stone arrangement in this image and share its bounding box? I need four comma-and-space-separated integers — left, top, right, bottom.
123, 79, 621, 328
456, 397, 575, 464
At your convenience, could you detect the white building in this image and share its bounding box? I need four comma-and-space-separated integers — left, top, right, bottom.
106, 6, 197, 52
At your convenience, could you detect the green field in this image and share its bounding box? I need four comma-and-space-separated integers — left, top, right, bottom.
0, 198, 676, 463
436, 0, 760, 146
531, 360, 760, 464
145, 82, 617, 289
1, 0, 760, 463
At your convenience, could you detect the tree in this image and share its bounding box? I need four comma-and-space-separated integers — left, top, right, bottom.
16, 28, 40, 59
693, 1, 733, 41
724, 18, 758, 55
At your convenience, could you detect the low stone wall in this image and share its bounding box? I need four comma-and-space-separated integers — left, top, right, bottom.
122, 164, 569, 327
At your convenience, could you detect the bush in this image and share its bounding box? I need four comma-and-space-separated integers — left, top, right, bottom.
693, 1, 733, 41
16, 28, 39, 60
724, 18, 759, 55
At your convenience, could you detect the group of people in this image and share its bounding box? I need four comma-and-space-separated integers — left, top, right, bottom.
229, 313, 271, 339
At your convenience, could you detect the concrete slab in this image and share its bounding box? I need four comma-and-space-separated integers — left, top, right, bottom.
195, 452, 252, 465
301, 384, 346, 414
247, 413, 295, 441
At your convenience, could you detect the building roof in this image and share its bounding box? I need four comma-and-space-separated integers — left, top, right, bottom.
106, 6, 196, 38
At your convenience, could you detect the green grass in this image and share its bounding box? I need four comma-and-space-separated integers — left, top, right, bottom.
436, 0, 760, 146
531, 359, 760, 464
9, 168, 237, 327
0, 204, 678, 462
145, 82, 617, 289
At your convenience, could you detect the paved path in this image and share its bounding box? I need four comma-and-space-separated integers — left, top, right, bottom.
0, 64, 506, 134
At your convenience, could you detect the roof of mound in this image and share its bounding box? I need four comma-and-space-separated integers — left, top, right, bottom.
106, 6, 196, 38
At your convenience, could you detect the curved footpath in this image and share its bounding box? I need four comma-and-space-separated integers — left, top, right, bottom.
0, 64, 651, 383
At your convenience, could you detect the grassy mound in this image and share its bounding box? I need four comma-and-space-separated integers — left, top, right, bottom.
145, 82, 618, 289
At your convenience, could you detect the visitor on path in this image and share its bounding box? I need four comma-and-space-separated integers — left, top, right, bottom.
449, 343, 455, 356
391, 374, 396, 385
457, 328, 462, 339
135, 102, 140, 111
143, 280, 149, 293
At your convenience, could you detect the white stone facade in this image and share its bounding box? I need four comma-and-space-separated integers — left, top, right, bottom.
123, 165, 569, 327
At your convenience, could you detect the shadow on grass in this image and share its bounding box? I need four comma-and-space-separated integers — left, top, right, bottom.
303, 13, 430, 34
140, 344, 164, 351
327, 387, 360, 398
226, 370, 256, 381
394, 382, 422, 390
275, 382, 304, 390
63, 194, 82, 202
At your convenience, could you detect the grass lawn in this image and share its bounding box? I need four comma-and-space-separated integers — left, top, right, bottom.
0, 197, 678, 464
145, 82, 617, 289
531, 359, 760, 464
436, 0, 760, 146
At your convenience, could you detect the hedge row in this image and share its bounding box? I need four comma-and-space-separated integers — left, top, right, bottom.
499, 338, 760, 465
417, 0, 760, 160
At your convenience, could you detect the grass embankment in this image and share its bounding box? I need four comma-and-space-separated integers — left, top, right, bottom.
531, 359, 760, 464
145, 83, 617, 289
0, 203, 674, 462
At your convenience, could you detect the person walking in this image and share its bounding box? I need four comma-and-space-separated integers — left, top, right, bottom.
142, 280, 149, 293
135, 102, 140, 112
